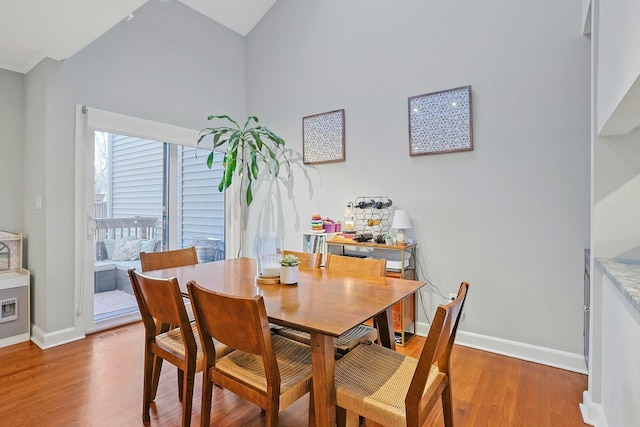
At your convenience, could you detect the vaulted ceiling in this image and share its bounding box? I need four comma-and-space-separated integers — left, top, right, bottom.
0, 0, 276, 74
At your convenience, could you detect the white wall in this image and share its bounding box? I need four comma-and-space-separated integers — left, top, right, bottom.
23, 0, 246, 338
0, 69, 24, 232
593, 129, 640, 258
23, 59, 55, 330
591, 0, 640, 260
597, 0, 640, 134
245, 0, 591, 360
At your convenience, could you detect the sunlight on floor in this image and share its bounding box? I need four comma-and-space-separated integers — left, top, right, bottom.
94, 289, 138, 321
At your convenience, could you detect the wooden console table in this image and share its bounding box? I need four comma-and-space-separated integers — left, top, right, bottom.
327, 239, 417, 346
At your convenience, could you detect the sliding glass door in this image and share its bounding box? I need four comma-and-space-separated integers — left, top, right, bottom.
91, 131, 224, 330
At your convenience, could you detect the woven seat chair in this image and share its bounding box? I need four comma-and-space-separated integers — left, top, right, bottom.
140, 246, 199, 322
334, 282, 469, 427
128, 269, 233, 427
187, 281, 314, 427
276, 253, 384, 354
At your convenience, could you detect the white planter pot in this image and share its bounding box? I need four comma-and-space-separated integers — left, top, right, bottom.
280, 266, 299, 285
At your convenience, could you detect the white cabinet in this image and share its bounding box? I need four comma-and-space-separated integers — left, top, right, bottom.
0, 269, 30, 348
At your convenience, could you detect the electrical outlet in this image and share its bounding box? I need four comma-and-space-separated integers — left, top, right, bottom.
448, 293, 457, 301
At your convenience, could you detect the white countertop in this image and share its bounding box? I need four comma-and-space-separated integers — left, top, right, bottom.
596, 258, 640, 314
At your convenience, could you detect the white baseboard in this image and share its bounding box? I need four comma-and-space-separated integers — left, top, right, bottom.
416, 321, 587, 374
90, 311, 141, 334
0, 332, 30, 349
580, 391, 606, 426
30, 324, 85, 349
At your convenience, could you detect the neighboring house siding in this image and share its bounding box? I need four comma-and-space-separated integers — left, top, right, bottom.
107, 135, 225, 259
178, 146, 225, 259
110, 134, 164, 220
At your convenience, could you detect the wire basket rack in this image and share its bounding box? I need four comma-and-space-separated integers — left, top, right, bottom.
353, 196, 392, 235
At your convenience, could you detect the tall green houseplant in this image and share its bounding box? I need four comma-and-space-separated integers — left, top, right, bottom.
198, 115, 290, 257
198, 115, 289, 206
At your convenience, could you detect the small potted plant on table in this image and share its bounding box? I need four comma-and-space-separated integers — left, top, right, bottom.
280, 254, 300, 285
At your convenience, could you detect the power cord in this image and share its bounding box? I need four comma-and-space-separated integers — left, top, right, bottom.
414, 255, 452, 327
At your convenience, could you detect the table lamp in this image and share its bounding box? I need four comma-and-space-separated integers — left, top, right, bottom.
392, 210, 412, 243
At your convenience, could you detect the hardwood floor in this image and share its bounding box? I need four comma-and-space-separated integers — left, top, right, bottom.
0, 322, 589, 426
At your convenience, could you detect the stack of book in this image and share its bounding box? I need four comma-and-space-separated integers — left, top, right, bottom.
306, 234, 324, 253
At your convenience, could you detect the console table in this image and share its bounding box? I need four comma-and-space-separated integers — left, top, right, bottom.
327, 239, 417, 346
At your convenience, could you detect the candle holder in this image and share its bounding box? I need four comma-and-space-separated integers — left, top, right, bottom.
256, 236, 283, 285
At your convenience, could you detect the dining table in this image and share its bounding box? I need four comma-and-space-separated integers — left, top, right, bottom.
146, 257, 426, 427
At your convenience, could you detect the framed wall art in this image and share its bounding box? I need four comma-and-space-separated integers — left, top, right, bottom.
302, 109, 345, 164
408, 85, 473, 156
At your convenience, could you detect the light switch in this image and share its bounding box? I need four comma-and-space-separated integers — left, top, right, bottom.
36, 194, 42, 210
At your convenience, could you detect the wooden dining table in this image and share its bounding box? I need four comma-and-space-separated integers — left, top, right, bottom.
146, 257, 426, 427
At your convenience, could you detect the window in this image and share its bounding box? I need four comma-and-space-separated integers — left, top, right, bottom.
98, 132, 225, 256
92, 132, 224, 325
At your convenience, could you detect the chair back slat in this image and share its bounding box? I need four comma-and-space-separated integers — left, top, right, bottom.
325, 253, 386, 276
283, 250, 321, 269
140, 246, 198, 272
188, 281, 274, 358
129, 269, 191, 332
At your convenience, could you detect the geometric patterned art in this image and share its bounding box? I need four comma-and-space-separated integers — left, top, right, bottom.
303, 109, 345, 164
408, 85, 473, 156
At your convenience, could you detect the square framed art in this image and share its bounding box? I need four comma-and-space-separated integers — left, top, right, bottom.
408, 85, 472, 156
302, 109, 345, 164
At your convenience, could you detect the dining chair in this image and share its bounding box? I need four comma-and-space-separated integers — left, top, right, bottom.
187, 281, 314, 427
334, 282, 470, 427
283, 249, 321, 269
140, 246, 199, 322
276, 253, 384, 354
140, 246, 199, 271
324, 253, 387, 276
128, 268, 233, 427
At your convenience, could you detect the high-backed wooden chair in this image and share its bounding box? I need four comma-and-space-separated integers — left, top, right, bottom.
187, 281, 314, 427
140, 246, 199, 322
283, 249, 321, 269
128, 268, 232, 427
140, 246, 199, 272
334, 282, 470, 427
277, 254, 385, 355
324, 253, 386, 276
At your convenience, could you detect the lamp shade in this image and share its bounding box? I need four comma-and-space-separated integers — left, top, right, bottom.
392, 210, 412, 230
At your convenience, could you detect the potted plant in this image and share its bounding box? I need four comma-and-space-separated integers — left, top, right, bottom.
198, 115, 291, 257
198, 115, 290, 206
280, 254, 300, 285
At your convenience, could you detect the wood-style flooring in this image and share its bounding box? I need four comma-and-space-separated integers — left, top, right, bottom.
0, 322, 589, 426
